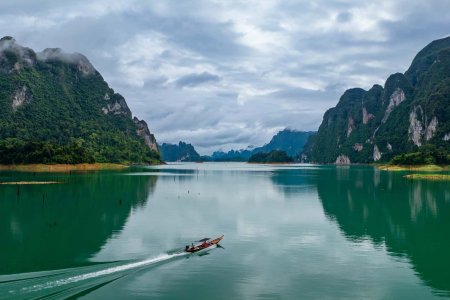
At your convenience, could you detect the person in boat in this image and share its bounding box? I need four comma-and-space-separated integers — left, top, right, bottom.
184, 243, 194, 252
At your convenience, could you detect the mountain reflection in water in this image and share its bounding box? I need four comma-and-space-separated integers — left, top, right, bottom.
0, 170, 157, 274
309, 166, 450, 295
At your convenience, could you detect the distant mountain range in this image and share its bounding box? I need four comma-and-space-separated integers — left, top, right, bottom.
0, 36, 161, 164
303, 36, 450, 164
208, 148, 253, 162
211, 129, 315, 161
160, 129, 315, 162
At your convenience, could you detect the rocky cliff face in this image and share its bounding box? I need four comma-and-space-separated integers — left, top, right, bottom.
133, 117, 158, 152
309, 36, 450, 163
0, 36, 161, 164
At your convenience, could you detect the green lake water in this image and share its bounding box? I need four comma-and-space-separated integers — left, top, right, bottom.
0, 163, 449, 299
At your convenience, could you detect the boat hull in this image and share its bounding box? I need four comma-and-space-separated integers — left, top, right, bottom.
185, 235, 224, 253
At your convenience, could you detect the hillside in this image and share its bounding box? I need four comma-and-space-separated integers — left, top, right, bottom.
308, 36, 450, 164
0, 36, 161, 164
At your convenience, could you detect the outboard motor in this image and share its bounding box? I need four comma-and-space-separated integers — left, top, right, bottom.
185, 245, 189, 251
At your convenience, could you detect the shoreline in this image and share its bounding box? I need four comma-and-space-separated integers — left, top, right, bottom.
376, 164, 449, 172
404, 174, 450, 181
0, 163, 129, 173
0, 181, 61, 185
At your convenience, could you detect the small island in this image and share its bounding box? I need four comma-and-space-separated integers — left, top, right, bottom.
377, 146, 450, 180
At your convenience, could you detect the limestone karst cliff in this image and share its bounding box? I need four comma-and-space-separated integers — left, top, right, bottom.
0, 36, 161, 164
307, 36, 450, 163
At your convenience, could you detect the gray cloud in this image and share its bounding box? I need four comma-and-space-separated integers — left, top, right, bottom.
337, 12, 352, 23
0, 0, 449, 154
175, 72, 220, 88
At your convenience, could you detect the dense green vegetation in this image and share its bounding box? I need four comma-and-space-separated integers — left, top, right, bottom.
0, 37, 161, 164
308, 36, 450, 164
0, 137, 160, 164
391, 145, 450, 165
248, 150, 294, 163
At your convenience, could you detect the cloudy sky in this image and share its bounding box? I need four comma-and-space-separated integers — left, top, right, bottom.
1, 0, 449, 154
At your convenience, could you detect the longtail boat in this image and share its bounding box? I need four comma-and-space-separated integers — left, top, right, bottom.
185, 235, 224, 253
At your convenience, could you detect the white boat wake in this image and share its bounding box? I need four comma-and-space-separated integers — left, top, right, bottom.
1, 252, 189, 299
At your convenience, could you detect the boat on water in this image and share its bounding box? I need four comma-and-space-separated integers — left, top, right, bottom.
185, 235, 224, 253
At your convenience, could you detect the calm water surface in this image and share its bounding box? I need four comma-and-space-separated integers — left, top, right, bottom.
0, 163, 449, 299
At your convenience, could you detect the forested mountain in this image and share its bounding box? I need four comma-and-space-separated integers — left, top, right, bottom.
0, 36, 161, 164
159, 142, 201, 162
307, 36, 450, 164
